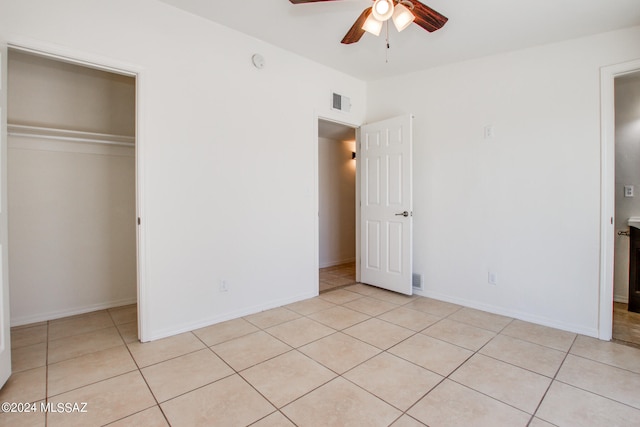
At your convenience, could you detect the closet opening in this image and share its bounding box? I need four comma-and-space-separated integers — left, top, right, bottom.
6, 47, 139, 339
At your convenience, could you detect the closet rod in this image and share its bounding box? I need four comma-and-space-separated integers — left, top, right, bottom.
7, 124, 135, 147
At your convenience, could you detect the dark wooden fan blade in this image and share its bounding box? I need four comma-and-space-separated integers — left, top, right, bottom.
289, 0, 341, 4
341, 7, 372, 44
411, 1, 448, 32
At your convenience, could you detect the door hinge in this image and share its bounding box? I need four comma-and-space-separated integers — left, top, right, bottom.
137, 217, 141, 225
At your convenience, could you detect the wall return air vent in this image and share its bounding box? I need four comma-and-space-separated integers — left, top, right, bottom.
412, 273, 424, 291
332, 92, 351, 113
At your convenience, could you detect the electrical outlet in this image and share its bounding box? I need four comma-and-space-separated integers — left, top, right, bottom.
624, 185, 634, 198
219, 280, 229, 292
484, 125, 494, 139
488, 272, 498, 285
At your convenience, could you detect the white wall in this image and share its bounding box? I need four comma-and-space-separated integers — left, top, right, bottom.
8, 50, 135, 135
367, 26, 640, 337
7, 51, 137, 325
613, 73, 640, 302
0, 0, 366, 339
8, 140, 136, 324
318, 137, 356, 268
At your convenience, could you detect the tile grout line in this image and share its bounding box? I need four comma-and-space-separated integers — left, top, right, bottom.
236, 349, 335, 423
459, 318, 579, 381
372, 308, 535, 425
425, 315, 580, 424
22, 299, 400, 423
237, 288, 409, 425
44, 320, 49, 427
39, 300, 512, 426
44, 311, 135, 399
548, 377, 640, 414
397, 318, 530, 424
398, 337, 477, 421
526, 333, 578, 426
203, 324, 304, 426
352, 298, 497, 423
241, 310, 342, 411
108, 307, 172, 427
278, 293, 459, 426
190, 329, 287, 426
477, 351, 559, 382
14, 290, 640, 426
567, 350, 640, 376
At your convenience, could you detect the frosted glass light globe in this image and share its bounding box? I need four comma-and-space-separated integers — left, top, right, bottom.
372, 0, 394, 21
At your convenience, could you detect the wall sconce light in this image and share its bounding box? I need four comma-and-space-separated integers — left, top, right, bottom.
352, 152, 357, 160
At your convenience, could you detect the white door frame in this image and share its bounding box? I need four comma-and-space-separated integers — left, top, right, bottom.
599, 58, 640, 340
1, 43, 11, 387
314, 114, 362, 288
4, 39, 149, 341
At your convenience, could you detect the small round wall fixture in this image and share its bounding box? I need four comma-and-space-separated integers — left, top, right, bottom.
251, 54, 265, 69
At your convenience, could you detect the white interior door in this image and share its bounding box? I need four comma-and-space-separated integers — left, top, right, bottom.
0, 47, 12, 387
360, 115, 413, 295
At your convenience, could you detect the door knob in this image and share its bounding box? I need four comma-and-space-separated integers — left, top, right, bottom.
395, 211, 409, 217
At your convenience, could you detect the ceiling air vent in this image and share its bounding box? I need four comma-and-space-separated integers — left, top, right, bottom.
332, 92, 351, 113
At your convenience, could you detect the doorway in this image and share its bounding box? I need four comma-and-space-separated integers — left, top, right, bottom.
318, 119, 357, 292
6, 48, 139, 332
600, 58, 640, 342
612, 71, 640, 346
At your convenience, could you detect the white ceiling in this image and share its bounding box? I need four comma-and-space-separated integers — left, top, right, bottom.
158, 0, 640, 81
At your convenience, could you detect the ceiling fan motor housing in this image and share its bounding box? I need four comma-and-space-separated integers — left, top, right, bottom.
289, 0, 448, 45
372, 0, 394, 21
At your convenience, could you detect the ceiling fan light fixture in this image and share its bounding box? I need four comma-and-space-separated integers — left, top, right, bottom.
372, 0, 394, 21
362, 13, 383, 36
392, 3, 415, 32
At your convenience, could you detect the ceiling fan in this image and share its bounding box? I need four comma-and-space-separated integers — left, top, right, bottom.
289, 0, 448, 44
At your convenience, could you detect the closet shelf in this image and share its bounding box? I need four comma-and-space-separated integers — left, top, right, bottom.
7, 124, 135, 147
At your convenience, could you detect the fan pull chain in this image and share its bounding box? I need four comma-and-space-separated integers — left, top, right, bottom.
385, 20, 390, 63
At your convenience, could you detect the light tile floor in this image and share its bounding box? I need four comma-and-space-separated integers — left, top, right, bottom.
319, 262, 356, 293
613, 302, 640, 348
3, 288, 640, 426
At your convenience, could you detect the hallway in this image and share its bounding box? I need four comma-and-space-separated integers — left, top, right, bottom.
319, 262, 356, 293
613, 302, 640, 349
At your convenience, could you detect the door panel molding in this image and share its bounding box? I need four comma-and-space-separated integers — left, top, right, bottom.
359, 114, 413, 295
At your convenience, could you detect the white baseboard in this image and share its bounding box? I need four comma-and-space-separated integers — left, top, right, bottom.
143, 290, 318, 342
414, 288, 599, 338
11, 297, 137, 327
319, 257, 355, 269
614, 295, 629, 303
